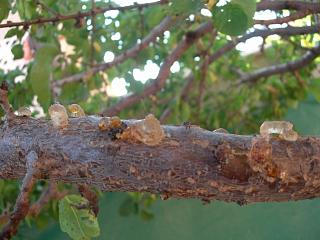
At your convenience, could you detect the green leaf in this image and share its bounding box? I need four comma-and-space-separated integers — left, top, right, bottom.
169, 0, 204, 16
29, 44, 59, 110
16, 0, 36, 19
0, 0, 10, 22
232, 0, 256, 19
232, 0, 256, 26
212, 3, 249, 36
11, 45, 23, 59
59, 195, 100, 240
5, 28, 21, 39
30, 62, 51, 110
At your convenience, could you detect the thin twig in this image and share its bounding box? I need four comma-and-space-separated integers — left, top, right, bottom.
29, 182, 67, 217
0, 151, 38, 240
52, 16, 176, 93
0, 0, 168, 29
257, 0, 320, 12
103, 22, 214, 116
36, 0, 60, 17
104, 24, 320, 116
254, 11, 311, 25
235, 44, 320, 86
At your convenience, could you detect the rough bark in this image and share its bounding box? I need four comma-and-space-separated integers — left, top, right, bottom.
1, 116, 320, 205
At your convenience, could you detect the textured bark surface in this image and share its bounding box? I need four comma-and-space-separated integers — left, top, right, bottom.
1, 116, 320, 204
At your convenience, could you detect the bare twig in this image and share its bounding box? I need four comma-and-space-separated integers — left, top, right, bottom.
52, 16, 176, 93
104, 24, 320, 116
0, 151, 38, 240
103, 22, 214, 116
208, 24, 320, 64
254, 11, 312, 25
257, 0, 320, 12
52, 1, 320, 92
235, 45, 320, 85
78, 184, 99, 216
0, 0, 168, 29
28, 182, 67, 217
36, 0, 60, 17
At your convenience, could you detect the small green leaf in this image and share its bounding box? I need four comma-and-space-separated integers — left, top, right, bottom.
5, 28, 20, 39
169, 0, 204, 16
11, 45, 23, 59
59, 195, 100, 240
232, 0, 256, 19
212, 3, 249, 36
232, 0, 256, 27
0, 0, 10, 22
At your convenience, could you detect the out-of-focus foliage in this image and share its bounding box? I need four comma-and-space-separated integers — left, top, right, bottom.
0, 0, 319, 239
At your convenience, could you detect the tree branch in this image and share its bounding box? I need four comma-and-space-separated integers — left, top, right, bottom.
52, 1, 320, 92
28, 182, 67, 217
0, 0, 167, 29
103, 22, 213, 116
254, 11, 312, 25
103, 24, 320, 116
35, 0, 60, 17
235, 45, 320, 85
208, 24, 320, 64
0, 151, 38, 240
1, 116, 320, 205
52, 16, 175, 93
257, 0, 320, 12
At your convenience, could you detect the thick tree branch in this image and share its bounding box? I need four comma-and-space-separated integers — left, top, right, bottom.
1, 116, 320, 205
236, 45, 320, 85
52, 16, 175, 92
103, 22, 213, 116
0, 1, 167, 29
